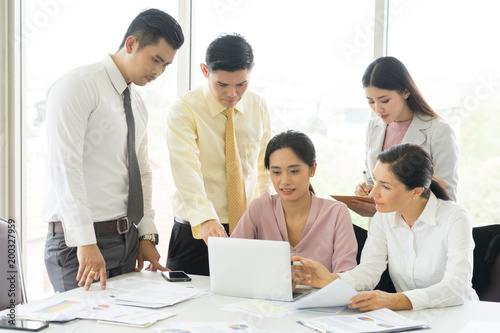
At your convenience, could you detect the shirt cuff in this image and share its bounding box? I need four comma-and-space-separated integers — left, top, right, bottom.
137, 216, 158, 237
188, 207, 220, 240
402, 289, 428, 311
185, 206, 219, 230
63, 224, 97, 247
192, 224, 202, 240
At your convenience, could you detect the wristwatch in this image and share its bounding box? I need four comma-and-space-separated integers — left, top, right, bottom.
138, 233, 159, 245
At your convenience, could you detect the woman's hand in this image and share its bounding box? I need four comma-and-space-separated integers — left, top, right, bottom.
353, 182, 377, 217
355, 182, 373, 196
348, 291, 413, 311
291, 256, 338, 288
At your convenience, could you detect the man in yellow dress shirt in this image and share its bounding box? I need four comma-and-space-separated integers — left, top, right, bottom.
166, 34, 271, 275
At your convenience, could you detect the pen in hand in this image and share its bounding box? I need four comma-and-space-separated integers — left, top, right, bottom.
359, 171, 374, 197
363, 170, 374, 186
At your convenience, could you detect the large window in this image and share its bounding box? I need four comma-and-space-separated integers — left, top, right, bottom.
25, 0, 377, 300
20, 0, 500, 302
25, 0, 178, 300
387, 0, 500, 225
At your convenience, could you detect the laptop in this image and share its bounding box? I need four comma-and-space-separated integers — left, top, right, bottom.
208, 237, 310, 301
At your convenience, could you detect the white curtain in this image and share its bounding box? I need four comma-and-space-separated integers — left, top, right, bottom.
0, 0, 23, 228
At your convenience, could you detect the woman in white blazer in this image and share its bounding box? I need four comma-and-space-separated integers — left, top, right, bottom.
353, 57, 458, 216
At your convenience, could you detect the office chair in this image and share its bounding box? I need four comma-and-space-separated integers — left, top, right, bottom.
353, 224, 367, 265
0, 217, 28, 310
352, 224, 396, 293
472, 224, 500, 302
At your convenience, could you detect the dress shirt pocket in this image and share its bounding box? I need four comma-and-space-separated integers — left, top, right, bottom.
241, 141, 260, 173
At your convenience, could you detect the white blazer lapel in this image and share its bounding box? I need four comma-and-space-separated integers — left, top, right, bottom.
402, 113, 432, 146
368, 119, 386, 175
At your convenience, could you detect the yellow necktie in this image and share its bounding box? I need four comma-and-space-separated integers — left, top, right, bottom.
223, 108, 246, 234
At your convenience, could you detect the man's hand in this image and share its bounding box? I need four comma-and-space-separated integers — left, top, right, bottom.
76, 244, 107, 291
348, 291, 413, 311
201, 219, 228, 245
135, 240, 168, 272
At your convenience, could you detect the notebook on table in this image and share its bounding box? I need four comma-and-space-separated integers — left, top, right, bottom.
208, 237, 310, 301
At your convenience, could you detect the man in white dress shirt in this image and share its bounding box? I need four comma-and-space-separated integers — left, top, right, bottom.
43, 9, 184, 292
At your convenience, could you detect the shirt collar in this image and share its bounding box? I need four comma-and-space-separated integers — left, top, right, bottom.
103, 54, 128, 95
393, 192, 438, 228
203, 83, 245, 118
417, 192, 438, 226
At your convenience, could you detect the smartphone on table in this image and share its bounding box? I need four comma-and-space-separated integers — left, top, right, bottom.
161, 270, 192, 282
0, 319, 48, 331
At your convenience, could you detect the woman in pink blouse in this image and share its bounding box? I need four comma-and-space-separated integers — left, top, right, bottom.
231, 130, 357, 273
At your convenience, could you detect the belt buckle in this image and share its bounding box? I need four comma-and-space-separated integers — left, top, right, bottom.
117, 217, 130, 234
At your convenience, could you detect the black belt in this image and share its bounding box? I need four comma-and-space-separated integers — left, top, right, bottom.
174, 217, 191, 226
49, 217, 131, 235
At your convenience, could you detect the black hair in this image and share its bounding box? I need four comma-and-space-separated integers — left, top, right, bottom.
205, 33, 254, 72
119, 8, 184, 51
362, 56, 440, 119
377, 143, 450, 200
265, 130, 316, 194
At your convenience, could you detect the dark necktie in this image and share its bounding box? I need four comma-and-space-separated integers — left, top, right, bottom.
123, 87, 144, 224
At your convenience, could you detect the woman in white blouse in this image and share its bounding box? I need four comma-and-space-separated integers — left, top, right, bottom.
353, 57, 459, 217
293, 143, 478, 311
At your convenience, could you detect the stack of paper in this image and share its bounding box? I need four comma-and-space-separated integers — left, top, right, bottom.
110, 283, 208, 308
156, 321, 272, 333
79, 303, 174, 327
298, 308, 429, 332
0, 295, 174, 327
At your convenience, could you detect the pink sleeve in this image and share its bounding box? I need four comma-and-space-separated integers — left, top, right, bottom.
331, 204, 358, 273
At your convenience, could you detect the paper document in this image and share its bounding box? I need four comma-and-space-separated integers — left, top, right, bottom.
111, 283, 207, 308
77, 303, 173, 327
0, 293, 173, 326
280, 279, 358, 309
223, 299, 298, 318
155, 321, 272, 333
0, 294, 90, 322
331, 195, 375, 217
298, 308, 429, 333
106, 276, 155, 291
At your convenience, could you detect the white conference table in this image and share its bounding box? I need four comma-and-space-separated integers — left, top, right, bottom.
12, 271, 500, 332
